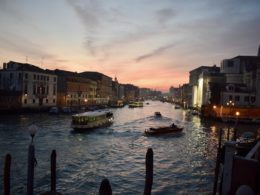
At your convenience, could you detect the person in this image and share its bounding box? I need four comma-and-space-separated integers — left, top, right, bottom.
171, 123, 176, 128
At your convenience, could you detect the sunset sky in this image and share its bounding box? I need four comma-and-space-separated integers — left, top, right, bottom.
0, 0, 260, 92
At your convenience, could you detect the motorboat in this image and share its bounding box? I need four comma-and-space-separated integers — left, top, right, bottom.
71, 110, 113, 131
154, 112, 162, 117
145, 123, 183, 135
49, 106, 59, 114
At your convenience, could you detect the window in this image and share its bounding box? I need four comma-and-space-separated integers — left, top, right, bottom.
41, 75, 43, 80
47, 86, 49, 94
46, 99, 48, 103
33, 85, 36, 95
47, 76, 49, 81
33, 99, 35, 104
34, 74, 36, 80
24, 83, 28, 94
25, 73, 28, 79
53, 99, 56, 103
53, 85, 56, 95
228, 61, 233, 67
19, 73, 22, 80
251, 96, 256, 103
37, 75, 39, 80
229, 95, 232, 100
54, 77, 56, 82
10, 73, 13, 80
244, 96, 249, 102
235, 96, 240, 101
24, 99, 27, 104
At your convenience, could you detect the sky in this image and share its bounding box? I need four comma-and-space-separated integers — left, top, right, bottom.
0, 0, 260, 92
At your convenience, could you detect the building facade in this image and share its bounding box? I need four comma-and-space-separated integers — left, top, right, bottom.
220, 55, 260, 107
80, 72, 112, 104
189, 65, 220, 109
0, 61, 57, 110
54, 70, 97, 107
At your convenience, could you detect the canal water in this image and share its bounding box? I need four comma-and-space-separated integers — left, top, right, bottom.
0, 101, 258, 194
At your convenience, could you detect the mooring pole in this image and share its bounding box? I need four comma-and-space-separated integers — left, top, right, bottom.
144, 148, 153, 195
99, 178, 112, 195
213, 128, 223, 195
27, 143, 35, 195
4, 154, 11, 195
51, 150, 57, 192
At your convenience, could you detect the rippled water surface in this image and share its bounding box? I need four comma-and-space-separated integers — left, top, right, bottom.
0, 101, 257, 194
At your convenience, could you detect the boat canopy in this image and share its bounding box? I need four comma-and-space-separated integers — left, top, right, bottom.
72, 111, 110, 117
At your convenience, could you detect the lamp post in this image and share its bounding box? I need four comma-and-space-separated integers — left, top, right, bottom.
226, 100, 235, 140
232, 111, 240, 141
226, 100, 235, 120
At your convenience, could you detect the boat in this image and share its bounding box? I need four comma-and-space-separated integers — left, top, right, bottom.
49, 106, 59, 114
71, 111, 114, 131
145, 123, 183, 135
128, 101, 143, 108
110, 100, 124, 108
61, 106, 72, 114
154, 112, 162, 117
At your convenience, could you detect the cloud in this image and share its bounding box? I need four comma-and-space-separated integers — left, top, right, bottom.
156, 8, 176, 25
135, 42, 178, 62
66, 0, 102, 29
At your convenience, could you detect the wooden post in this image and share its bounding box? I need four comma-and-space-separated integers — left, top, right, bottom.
99, 178, 112, 195
4, 154, 11, 195
232, 128, 237, 141
213, 128, 222, 195
27, 144, 35, 195
51, 150, 56, 192
144, 148, 153, 195
221, 141, 236, 195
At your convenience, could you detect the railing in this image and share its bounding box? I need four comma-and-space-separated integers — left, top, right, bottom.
219, 141, 260, 195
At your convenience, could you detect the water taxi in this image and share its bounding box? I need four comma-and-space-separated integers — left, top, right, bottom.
71, 111, 113, 130
145, 123, 183, 135
128, 101, 143, 108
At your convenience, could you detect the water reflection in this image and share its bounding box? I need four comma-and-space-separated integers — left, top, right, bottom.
0, 101, 258, 194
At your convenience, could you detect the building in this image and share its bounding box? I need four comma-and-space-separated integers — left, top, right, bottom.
123, 84, 139, 101
180, 84, 192, 108
112, 76, 120, 101
189, 65, 221, 109
220, 55, 260, 107
79, 72, 112, 104
54, 69, 97, 107
169, 86, 182, 103
0, 61, 57, 110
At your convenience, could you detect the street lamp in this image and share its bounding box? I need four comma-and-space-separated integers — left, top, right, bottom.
28, 125, 38, 144
233, 111, 240, 141
226, 100, 235, 120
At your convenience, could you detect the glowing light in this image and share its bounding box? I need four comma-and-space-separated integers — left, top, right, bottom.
235, 111, 240, 116
213, 105, 217, 109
